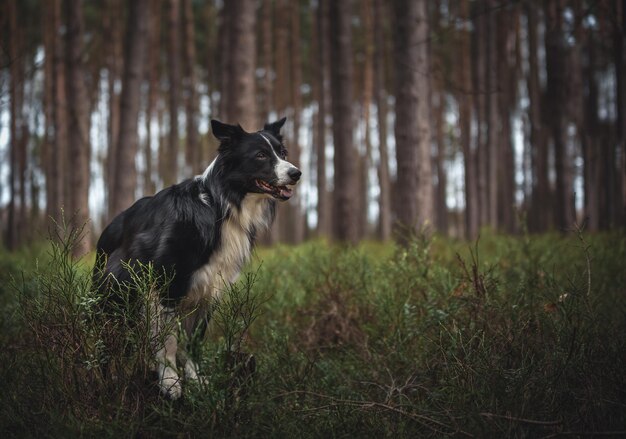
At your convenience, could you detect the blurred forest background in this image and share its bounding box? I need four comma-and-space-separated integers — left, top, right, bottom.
1, 0, 625, 254
1, 2, 626, 435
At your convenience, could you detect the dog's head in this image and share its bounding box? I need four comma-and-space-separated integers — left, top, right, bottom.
210, 118, 301, 201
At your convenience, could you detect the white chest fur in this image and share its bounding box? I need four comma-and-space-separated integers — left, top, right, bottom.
183, 195, 271, 310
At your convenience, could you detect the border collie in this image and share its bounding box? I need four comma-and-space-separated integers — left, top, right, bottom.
93, 118, 300, 399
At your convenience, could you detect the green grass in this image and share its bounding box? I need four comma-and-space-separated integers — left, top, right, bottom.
1, 228, 625, 438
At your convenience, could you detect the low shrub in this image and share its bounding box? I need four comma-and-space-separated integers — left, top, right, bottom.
0, 228, 624, 437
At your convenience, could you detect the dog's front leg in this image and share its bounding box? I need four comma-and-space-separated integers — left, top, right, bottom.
153, 305, 182, 399
178, 306, 209, 384
177, 348, 202, 382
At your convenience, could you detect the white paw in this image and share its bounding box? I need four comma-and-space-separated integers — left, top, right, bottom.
159, 365, 182, 400
184, 360, 208, 386
184, 359, 199, 380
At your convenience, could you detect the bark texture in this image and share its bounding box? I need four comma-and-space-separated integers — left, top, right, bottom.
393, 0, 433, 240
111, 0, 149, 217
165, 0, 181, 187
329, 0, 359, 243
374, 0, 391, 240
65, 0, 91, 256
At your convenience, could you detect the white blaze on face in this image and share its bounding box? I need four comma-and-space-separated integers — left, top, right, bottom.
258, 133, 299, 185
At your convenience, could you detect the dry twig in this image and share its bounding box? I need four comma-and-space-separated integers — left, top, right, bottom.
480, 411, 562, 426
277, 390, 475, 437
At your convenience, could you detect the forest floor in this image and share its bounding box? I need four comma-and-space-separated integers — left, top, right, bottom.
0, 229, 625, 438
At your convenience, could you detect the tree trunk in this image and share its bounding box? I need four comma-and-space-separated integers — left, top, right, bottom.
104, 0, 124, 220
545, 0, 575, 231
525, 1, 550, 232
486, 0, 499, 229
29, 156, 41, 232
182, 0, 200, 175
315, 0, 331, 237
473, 0, 489, 228
432, 88, 448, 235
260, 0, 273, 122
393, 0, 433, 241
18, 123, 28, 242
144, 0, 161, 195
288, 0, 304, 243
205, 2, 218, 128
225, 0, 257, 130
217, 1, 232, 120
111, 0, 149, 217
13, 5, 27, 244
459, 0, 478, 239
158, 99, 167, 188
568, 3, 586, 231
615, 1, 626, 226
6, 0, 20, 249
359, 0, 374, 238
43, 0, 55, 224
496, 5, 518, 233
329, 0, 358, 244
0, 6, 4, 205
274, 0, 290, 118
582, 26, 599, 231
65, 0, 91, 256
430, 1, 447, 236
373, 0, 391, 240
165, 0, 181, 187
52, 0, 68, 225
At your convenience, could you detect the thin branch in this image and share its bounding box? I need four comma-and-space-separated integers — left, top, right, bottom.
276, 390, 474, 437
541, 431, 626, 439
480, 411, 562, 426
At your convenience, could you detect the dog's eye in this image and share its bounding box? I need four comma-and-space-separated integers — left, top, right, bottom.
280, 149, 288, 159
256, 151, 268, 160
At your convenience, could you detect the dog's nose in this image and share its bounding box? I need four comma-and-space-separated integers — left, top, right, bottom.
288, 168, 302, 182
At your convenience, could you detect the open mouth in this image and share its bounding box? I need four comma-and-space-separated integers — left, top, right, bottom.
255, 179, 294, 200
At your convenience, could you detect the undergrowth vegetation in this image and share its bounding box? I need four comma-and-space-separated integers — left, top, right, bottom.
1, 228, 625, 438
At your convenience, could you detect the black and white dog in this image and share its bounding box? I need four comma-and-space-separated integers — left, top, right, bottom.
93, 118, 300, 399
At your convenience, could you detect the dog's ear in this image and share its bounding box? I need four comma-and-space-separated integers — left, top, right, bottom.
263, 117, 287, 137
211, 120, 245, 142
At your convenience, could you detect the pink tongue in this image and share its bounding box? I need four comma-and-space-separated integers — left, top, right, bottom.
279, 187, 293, 198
